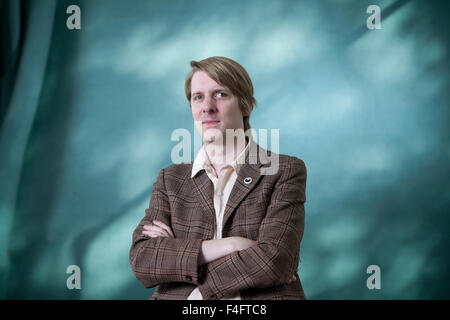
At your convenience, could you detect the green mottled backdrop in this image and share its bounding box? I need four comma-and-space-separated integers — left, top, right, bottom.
0, 0, 448, 299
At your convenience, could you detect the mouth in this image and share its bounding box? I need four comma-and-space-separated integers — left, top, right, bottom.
202, 120, 220, 127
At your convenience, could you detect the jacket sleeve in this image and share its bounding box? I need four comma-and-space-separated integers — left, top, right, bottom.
129, 168, 203, 288
198, 157, 307, 299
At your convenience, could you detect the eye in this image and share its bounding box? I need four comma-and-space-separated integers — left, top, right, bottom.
193, 94, 202, 102
216, 92, 228, 98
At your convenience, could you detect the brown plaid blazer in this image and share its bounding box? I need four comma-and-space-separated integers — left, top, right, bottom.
130, 142, 307, 300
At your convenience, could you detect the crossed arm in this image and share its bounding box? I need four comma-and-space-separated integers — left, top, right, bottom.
142, 220, 297, 284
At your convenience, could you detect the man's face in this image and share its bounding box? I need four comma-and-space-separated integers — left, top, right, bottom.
190, 71, 248, 143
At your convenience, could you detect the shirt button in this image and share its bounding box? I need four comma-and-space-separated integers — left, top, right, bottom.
186, 275, 192, 281
209, 294, 217, 300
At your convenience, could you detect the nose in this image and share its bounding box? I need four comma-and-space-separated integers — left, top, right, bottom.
201, 95, 217, 114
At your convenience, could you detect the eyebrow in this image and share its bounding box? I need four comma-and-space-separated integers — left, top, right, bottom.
191, 87, 229, 96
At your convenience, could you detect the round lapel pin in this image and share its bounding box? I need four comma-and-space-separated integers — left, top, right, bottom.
244, 177, 252, 184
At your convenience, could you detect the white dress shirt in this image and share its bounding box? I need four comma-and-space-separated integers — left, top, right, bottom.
187, 138, 253, 300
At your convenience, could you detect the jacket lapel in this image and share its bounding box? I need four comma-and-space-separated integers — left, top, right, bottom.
189, 169, 216, 225
222, 143, 271, 229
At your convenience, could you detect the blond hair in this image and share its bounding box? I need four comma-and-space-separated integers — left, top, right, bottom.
185, 56, 256, 131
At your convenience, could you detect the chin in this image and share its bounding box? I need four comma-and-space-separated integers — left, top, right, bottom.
202, 128, 224, 144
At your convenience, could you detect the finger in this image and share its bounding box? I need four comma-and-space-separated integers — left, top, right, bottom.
144, 225, 171, 238
142, 230, 157, 238
148, 230, 167, 238
143, 224, 159, 231
148, 228, 170, 238
152, 220, 174, 237
143, 223, 158, 229
287, 275, 296, 284
142, 230, 168, 238
153, 220, 174, 237
142, 230, 159, 238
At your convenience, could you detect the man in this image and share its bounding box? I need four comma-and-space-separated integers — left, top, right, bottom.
129, 56, 307, 300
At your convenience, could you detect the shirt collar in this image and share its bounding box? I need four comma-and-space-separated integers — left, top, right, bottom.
191, 136, 254, 178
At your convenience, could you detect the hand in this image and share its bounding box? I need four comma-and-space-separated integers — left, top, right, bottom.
142, 220, 174, 238
232, 236, 257, 251
286, 269, 299, 285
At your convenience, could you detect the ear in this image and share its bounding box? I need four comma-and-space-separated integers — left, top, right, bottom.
241, 104, 250, 117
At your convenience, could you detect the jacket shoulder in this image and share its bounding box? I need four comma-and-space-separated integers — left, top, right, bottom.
259, 145, 306, 169
157, 162, 192, 180
278, 154, 306, 168
256, 143, 305, 168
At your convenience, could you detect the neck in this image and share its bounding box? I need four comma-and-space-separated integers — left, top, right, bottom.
204, 136, 248, 168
